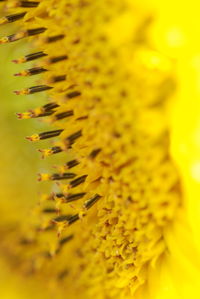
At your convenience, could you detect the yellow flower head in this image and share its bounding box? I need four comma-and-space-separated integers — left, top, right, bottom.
1, 1, 199, 299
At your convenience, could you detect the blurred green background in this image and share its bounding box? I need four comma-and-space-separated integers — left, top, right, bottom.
0, 24, 53, 298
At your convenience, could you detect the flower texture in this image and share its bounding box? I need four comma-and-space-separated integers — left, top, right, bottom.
0, 1, 197, 299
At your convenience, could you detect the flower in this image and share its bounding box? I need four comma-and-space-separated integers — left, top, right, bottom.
0, 0, 200, 299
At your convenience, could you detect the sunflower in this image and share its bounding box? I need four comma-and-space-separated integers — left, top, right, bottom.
0, 0, 200, 298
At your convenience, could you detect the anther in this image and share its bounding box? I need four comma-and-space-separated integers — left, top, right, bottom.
26, 129, 63, 141
0, 12, 26, 25
53, 215, 73, 223
16, 102, 59, 119
51, 75, 66, 83
35, 111, 53, 118
66, 159, 79, 169
54, 110, 73, 120
38, 172, 76, 181
14, 85, 53, 95
52, 213, 82, 227
0, 27, 46, 44
43, 102, 59, 112
59, 235, 73, 246
7, 1, 39, 8
12, 51, 47, 64
46, 34, 65, 43
57, 269, 69, 280
42, 208, 57, 214
65, 192, 86, 203
20, 1, 39, 7
0, 32, 26, 44
14, 67, 47, 76
67, 214, 80, 225
39, 129, 64, 140
27, 27, 46, 36
51, 173, 76, 181
50, 146, 63, 154
66, 91, 81, 99
66, 130, 82, 146
54, 193, 65, 199
84, 194, 101, 210
89, 148, 102, 159
69, 175, 87, 188
49, 55, 68, 64
76, 115, 88, 121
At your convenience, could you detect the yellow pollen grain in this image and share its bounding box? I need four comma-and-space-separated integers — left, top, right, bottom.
38, 173, 51, 181
27, 133, 40, 141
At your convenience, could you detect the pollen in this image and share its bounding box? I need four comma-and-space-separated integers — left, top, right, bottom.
1, 0, 182, 298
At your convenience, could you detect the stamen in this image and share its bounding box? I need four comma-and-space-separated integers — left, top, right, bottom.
59, 234, 73, 246
27, 27, 46, 36
14, 85, 53, 95
7, 1, 39, 8
39, 146, 63, 158
52, 213, 81, 233
12, 51, 47, 64
51, 172, 76, 180
38, 172, 76, 181
39, 129, 64, 140
0, 27, 46, 44
54, 193, 65, 199
69, 175, 87, 188
26, 129, 63, 141
89, 148, 102, 159
43, 102, 60, 111
66, 159, 79, 169
57, 269, 69, 280
76, 115, 88, 121
51, 75, 66, 83
39, 225, 54, 232
35, 111, 54, 118
49, 146, 63, 154
16, 102, 59, 119
49, 55, 68, 64
0, 12, 26, 25
67, 214, 80, 225
54, 110, 74, 120
0, 32, 26, 44
53, 215, 73, 223
46, 34, 65, 43
19, 1, 39, 7
84, 194, 101, 209
65, 192, 86, 202
66, 91, 81, 99
42, 208, 57, 214
20, 1, 40, 7
66, 130, 82, 146
14, 67, 47, 76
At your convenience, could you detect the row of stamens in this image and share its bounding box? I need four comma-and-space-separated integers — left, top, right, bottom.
0, 8, 68, 95
0, 0, 103, 237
